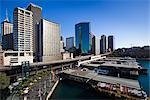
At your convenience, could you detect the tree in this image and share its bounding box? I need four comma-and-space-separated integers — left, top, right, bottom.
0, 73, 10, 89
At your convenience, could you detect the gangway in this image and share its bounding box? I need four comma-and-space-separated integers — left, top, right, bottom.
78, 55, 106, 67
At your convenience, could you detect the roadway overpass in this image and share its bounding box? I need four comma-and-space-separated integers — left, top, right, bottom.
0, 53, 110, 79
0, 53, 110, 72
0, 55, 91, 72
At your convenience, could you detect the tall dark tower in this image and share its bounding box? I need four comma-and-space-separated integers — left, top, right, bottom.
26, 3, 42, 62
91, 33, 95, 55
100, 35, 106, 54
108, 35, 114, 52
1, 9, 13, 50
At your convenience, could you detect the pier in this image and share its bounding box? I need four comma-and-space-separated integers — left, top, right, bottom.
59, 69, 147, 99
79, 57, 148, 78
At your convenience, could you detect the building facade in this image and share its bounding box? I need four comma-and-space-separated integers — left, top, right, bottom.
62, 52, 73, 60
66, 37, 74, 51
75, 22, 91, 54
2, 33, 13, 50
39, 19, 61, 62
0, 44, 3, 67
26, 3, 42, 61
1, 16, 13, 50
3, 51, 33, 66
13, 7, 33, 51
100, 35, 106, 54
91, 33, 95, 54
95, 37, 100, 55
1, 20, 13, 36
108, 35, 114, 52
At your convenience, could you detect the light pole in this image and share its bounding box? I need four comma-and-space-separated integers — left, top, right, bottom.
43, 81, 46, 95
38, 88, 42, 100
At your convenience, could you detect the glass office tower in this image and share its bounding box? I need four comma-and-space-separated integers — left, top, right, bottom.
75, 22, 91, 54
66, 37, 74, 50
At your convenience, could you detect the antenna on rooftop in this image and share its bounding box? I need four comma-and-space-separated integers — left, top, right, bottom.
5, 8, 9, 22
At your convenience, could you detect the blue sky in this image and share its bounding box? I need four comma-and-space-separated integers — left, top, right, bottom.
0, 0, 149, 48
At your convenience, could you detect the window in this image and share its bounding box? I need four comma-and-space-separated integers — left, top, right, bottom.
20, 53, 24, 56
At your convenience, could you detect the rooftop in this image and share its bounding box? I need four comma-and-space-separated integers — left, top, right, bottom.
27, 3, 42, 10
15, 7, 33, 14
101, 62, 141, 69
62, 69, 141, 89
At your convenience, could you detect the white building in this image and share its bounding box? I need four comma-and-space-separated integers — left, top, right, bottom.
13, 7, 33, 51
3, 51, 33, 66
62, 52, 73, 60
39, 19, 62, 62
95, 37, 100, 55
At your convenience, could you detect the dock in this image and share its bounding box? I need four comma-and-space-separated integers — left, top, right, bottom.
61, 69, 140, 89
59, 69, 147, 99
80, 56, 149, 77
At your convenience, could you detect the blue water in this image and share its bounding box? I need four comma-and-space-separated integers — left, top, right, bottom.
138, 60, 150, 96
50, 79, 115, 99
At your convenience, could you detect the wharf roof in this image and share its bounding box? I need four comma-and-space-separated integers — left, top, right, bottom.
100, 63, 141, 69
62, 69, 140, 89
83, 61, 141, 69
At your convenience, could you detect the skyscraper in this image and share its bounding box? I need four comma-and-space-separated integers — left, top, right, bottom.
13, 7, 33, 51
38, 19, 61, 62
66, 37, 74, 50
91, 33, 95, 54
1, 9, 13, 50
100, 35, 106, 54
108, 35, 114, 52
60, 36, 65, 53
75, 22, 91, 54
26, 3, 42, 61
95, 37, 100, 55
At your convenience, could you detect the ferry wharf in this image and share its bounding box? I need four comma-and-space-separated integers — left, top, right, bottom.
59, 69, 148, 99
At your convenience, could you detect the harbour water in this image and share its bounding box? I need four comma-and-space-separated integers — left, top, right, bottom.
138, 60, 150, 96
51, 60, 150, 99
50, 79, 115, 99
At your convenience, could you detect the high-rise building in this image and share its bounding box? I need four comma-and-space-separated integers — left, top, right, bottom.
66, 37, 74, 50
13, 7, 33, 51
95, 37, 100, 55
108, 35, 114, 52
26, 3, 42, 61
1, 19, 13, 35
75, 22, 91, 54
100, 35, 106, 54
91, 33, 95, 54
1, 10, 13, 50
60, 36, 65, 53
38, 19, 61, 62
2, 34, 13, 50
